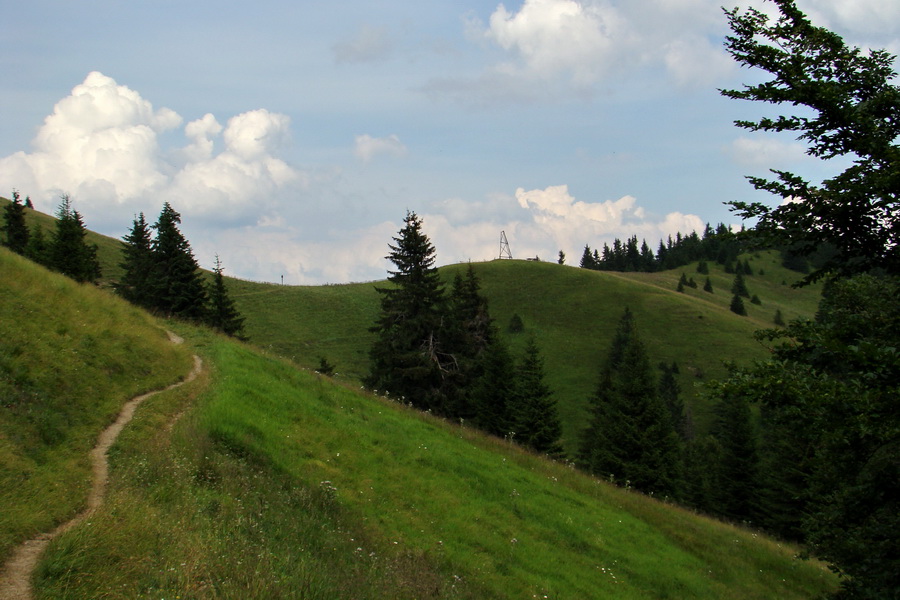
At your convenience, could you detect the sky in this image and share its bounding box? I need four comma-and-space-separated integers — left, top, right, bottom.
2, 0, 898, 284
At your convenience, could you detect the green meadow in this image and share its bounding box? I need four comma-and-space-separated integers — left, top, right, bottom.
33, 323, 836, 599
1, 201, 836, 598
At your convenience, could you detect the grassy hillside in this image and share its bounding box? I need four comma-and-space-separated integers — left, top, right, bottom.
33, 323, 837, 598
227, 258, 822, 451
0, 248, 193, 564
3, 196, 823, 451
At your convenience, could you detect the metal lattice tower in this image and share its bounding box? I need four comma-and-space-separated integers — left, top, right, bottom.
499, 230, 513, 259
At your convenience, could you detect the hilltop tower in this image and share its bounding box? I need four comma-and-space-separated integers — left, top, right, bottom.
499, 231, 513, 260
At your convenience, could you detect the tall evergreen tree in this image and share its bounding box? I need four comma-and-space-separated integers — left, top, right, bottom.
48, 195, 101, 283
207, 255, 246, 339
579, 309, 683, 496
443, 264, 497, 419
508, 337, 564, 457
710, 393, 761, 522
366, 211, 449, 411
469, 340, 517, 437
149, 202, 207, 320
729, 293, 747, 316
2, 190, 29, 254
118, 212, 155, 308
731, 271, 750, 297
25, 225, 49, 266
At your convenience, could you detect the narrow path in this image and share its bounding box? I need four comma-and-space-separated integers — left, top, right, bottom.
0, 333, 202, 600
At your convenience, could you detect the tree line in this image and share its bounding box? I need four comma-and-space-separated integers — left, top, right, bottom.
579, 224, 745, 273
366, 211, 564, 457
2, 194, 245, 339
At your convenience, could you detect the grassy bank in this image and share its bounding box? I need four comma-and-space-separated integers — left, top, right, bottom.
0, 248, 193, 564
35, 327, 837, 598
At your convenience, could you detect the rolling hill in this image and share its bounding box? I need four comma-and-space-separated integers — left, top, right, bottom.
2, 196, 824, 453
0, 247, 838, 598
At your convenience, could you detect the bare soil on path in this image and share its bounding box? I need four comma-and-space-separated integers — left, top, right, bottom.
0, 333, 202, 600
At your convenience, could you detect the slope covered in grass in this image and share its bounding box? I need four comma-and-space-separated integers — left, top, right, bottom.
35, 325, 838, 599
0, 248, 193, 564
228, 258, 822, 450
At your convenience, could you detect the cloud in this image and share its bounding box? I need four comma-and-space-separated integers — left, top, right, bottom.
333, 24, 395, 64
354, 134, 408, 163
728, 136, 809, 167
0, 72, 303, 227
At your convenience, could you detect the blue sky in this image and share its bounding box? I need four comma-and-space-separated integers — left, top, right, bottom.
2, 0, 898, 283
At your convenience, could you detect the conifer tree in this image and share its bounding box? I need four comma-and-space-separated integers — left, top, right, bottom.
711, 393, 761, 522
149, 202, 207, 320
118, 213, 155, 308
470, 340, 517, 437
25, 225, 49, 266
696, 260, 709, 275
730, 293, 747, 316
444, 264, 497, 418
508, 337, 563, 457
658, 362, 689, 440
366, 211, 449, 411
48, 195, 101, 283
207, 255, 246, 339
579, 308, 683, 496
2, 190, 29, 254
703, 277, 713, 293
731, 271, 750, 298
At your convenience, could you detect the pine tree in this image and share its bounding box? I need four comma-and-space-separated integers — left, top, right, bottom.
25, 225, 49, 266
366, 211, 449, 411
507, 337, 563, 457
703, 277, 713, 293
48, 195, 101, 283
730, 294, 747, 316
2, 190, 29, 254
207, 255, 246, 339
658, 362, 689, 440
731, 272, 750, 298
470, 340, 517, 437
711, 393, 761, 522
557, 250, 566, 265
696, 260, 709, 275
118, 213, 155, 308
773, 309, 785, 326
149, 202, 207, 320
444, 264, 497, 419
579, 309, 683, 496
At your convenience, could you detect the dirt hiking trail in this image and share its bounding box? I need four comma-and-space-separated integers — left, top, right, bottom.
0, 332, 202, 600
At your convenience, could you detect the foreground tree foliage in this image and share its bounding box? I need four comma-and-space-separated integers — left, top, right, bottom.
721, 0, 900, 284
718, 2, 900, 596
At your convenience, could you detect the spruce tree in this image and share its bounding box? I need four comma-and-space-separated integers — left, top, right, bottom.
508, 337, 563, 457
366, 211, 449, 411
711, 393, 761, 522
48, 195, 101, 283
703, 277, 713, 293
730, 294, 747, 316
444, 264, 497, 419
579, 309, 683, 496
2, 190, 29, 254
25, 225, 49, 266
149, 202, 207, 320
207, 255, 246, 339
731, 271, 750, 298
470, 340, 517, 437
658, 362, 689, 441
118, 213, 155, 308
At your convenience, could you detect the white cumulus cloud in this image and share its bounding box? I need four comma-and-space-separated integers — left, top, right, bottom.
354, 134, 408, 163
0, 72, 303, 227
